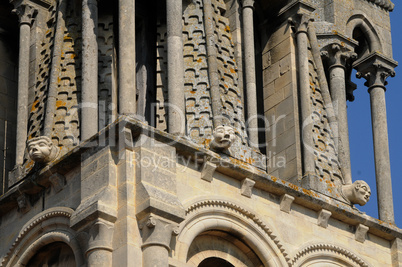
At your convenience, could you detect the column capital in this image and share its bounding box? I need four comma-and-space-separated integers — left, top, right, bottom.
11, 1, 38, 26
140, 215, 180, 252
321, 44, 357, 70
242, 0, 255, 9
280, 1, 315, 34
288, 12, 313, 34
354, 52, 397, 90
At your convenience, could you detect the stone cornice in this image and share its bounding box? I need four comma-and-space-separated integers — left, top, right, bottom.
0, 116, 401, 242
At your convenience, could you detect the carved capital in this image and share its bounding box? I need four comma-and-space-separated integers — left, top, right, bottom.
322, 44, 357, 70
87, 219, 114, 254
242, 0, 255, 9
141, 215, 179, 252
356, 63, 395, 89
12, 2, 38, 26
353, 52, 397, 90
288, 11, 313, 34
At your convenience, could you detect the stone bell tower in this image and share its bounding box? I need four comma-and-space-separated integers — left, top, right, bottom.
0, 0, 401, 266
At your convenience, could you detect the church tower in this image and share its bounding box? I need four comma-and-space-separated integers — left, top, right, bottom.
0, 0, 401, 266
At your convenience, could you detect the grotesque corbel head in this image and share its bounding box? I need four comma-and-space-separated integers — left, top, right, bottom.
27, 136, 58, 163
210, 125, 236, 151
342, 180, 371, 206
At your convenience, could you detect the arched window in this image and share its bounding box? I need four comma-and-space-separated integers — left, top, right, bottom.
199, 257, 235, 267
26, 242, 76, 267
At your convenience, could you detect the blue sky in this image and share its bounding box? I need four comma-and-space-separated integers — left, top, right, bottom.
347, 5, 402, 227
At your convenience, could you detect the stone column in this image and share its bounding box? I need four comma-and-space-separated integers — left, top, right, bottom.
242, 0, 258, 149
12, 2, 37, 165
141, 215, 178, 267
323, 44, 356, 185
355, 53, 397, 223
118, 0, 136, 115
81, 0, 99, 140
167, 0, 185, 135
86, 219, 114, 266
291, 13, 314, 176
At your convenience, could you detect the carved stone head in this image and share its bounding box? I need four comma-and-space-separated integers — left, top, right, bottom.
210, 125, 236, 150
342, 180, 371, 206
27, 136, 58, 163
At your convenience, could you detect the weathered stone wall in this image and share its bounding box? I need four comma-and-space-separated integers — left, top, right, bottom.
262, 21, 302, 182
174, 155, 393, 266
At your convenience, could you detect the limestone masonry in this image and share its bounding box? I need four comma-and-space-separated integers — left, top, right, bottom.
0, 0, 401, 266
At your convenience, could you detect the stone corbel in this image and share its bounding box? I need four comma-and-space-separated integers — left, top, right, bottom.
317, 209, 332, 228
240, 178, 255, 198
49, 173, 66, 193
355, 224, 369, 243
280, 194, 295, 213
200, 160, 217, 182
17, 193, 31, 213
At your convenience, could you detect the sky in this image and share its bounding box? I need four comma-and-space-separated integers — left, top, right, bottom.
347, 5, 402, 227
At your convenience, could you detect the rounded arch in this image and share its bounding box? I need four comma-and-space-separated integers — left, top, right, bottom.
346, 13, 382, 54
291, 243, 373, 267
175, 196, 290, 267
1, 207, 84, 267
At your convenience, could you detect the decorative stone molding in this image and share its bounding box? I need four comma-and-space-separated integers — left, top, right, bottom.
317, 209, 332, 228
355, 224, 369, 243
49, 173, 66, 192
186, 198, 291, 264
291, 243, 371, 267
27, 136, 59, 164
1, 207, 84, 267
280, 194, 295, 213
200, 160, 217, 182
240, 178, 255, 198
